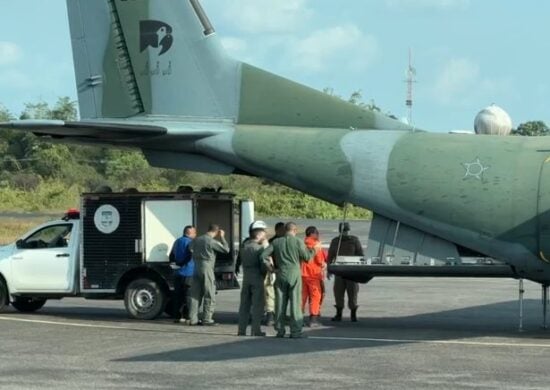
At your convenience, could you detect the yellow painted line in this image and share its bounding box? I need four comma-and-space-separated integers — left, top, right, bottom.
2, 315, 550, 349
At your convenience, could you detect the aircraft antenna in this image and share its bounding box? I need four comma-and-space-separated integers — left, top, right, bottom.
405, 48, 417, 127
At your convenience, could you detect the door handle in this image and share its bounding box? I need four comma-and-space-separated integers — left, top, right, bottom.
12, 256, 23, 260
56, 253, 70, 258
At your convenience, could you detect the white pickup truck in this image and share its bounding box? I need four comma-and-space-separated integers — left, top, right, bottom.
0, 190, 250, 319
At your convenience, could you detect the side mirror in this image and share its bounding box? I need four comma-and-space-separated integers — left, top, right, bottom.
15, 239, 24, 249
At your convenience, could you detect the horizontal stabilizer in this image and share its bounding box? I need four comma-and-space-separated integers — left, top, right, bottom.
0, 120, 167, 141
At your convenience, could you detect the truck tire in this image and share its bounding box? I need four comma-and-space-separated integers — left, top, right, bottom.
0, 278, 8, 311
124, 278, 166, 320
11, 297, 47, 313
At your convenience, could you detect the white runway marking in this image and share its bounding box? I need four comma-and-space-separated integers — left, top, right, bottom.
0, 315, 141, 331
308, 335, 550, 349
0, 315, 237, 337
2, 315, 550, 349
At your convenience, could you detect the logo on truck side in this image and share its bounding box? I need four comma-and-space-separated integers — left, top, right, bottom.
94, 205, 121, 234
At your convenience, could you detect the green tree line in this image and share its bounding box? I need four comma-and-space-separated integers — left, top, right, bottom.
0, 97, 370, 218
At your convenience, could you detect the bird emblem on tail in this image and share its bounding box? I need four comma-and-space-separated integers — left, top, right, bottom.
140, 20, 173, 56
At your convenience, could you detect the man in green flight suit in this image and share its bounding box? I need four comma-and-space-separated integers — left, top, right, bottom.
237, 220, 271, 337
188, 223, 230, 326
262, 222, 320, 338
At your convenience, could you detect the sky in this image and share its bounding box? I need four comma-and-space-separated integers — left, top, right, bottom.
0, 0, 549, 131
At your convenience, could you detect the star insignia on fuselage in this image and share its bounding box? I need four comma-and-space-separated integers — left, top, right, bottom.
462, 158, 490, 180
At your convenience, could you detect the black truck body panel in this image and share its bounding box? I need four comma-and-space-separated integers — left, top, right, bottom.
81, 191, 238, 292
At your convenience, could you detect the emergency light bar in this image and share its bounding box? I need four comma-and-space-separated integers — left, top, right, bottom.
64, 208, 81, 220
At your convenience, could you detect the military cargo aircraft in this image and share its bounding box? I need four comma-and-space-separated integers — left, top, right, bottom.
2, 1, 550, 294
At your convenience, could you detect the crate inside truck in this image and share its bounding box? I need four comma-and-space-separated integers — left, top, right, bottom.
81, 190, 240, 319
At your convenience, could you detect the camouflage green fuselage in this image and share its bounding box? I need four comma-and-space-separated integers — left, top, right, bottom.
205, 127, 550, 282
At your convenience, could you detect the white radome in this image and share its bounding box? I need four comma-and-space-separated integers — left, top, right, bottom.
474, 105, 513, 136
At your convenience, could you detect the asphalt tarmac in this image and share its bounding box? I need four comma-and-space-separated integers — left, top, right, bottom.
2, 277, 550, 389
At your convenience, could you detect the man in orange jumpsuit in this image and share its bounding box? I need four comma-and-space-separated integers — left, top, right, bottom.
302, 226, 327, 327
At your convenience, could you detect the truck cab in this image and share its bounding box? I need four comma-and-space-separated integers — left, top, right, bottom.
0, 214, 79, 312
0, 191, 252, 319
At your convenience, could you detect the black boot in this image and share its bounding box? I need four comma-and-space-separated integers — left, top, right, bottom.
351, 308, 358, 322
331, 307, 343, 322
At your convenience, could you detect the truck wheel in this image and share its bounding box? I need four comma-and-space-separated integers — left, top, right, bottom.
11, 297, 47, 313
124, 278, 166, 320
0, 279, 8, 311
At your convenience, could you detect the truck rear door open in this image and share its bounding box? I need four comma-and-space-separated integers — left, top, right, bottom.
196, 197, 237, 289
143, 200, 193, 262
196, 198, 234, 265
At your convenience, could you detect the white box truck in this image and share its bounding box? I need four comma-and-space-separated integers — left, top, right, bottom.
0, 190, 252, 319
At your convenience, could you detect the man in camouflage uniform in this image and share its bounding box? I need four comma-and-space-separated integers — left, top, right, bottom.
188, 224, 229, 326
237, 221, 271, 336
262, 222, 319, 338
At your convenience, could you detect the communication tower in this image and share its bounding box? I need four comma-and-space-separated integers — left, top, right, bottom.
405, 48, 417, 126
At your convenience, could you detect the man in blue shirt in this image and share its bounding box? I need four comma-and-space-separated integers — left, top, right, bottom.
170, 225, 196, 323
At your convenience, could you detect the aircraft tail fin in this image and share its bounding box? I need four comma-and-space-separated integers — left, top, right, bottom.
66, 0, 410, 130
66, 0, 239, 120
